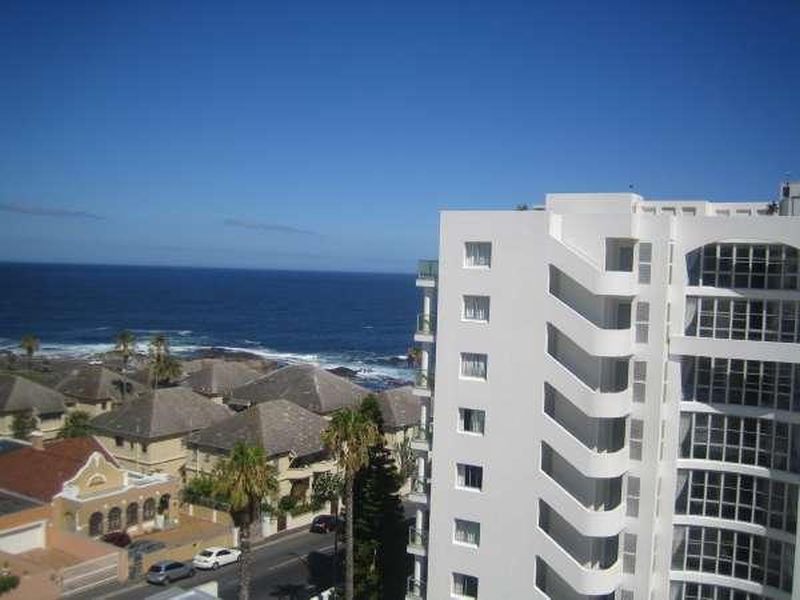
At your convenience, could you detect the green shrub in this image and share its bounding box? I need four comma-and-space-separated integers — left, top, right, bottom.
0, 574, 20, 595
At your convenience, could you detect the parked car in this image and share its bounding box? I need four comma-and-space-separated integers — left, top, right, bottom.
101, 531, 131, 548
309, 515, 343, 534
146, 560, 194, 585
127, 539, 166, 556
192, 546, 241, 570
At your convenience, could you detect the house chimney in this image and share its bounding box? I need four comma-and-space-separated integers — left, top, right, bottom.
28, 430, 45, 451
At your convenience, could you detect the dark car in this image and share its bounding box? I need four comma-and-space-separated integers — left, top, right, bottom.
146, 560, 194, 585
102, 531, 132, 548
309, 515, 343, 534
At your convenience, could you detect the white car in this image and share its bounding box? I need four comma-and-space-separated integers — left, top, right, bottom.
192, 546, 241, 570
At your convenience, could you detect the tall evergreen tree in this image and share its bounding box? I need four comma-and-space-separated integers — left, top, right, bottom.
353, 395, 409, 600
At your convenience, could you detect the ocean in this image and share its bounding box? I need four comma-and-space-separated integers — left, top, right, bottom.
0, 263, 419, 385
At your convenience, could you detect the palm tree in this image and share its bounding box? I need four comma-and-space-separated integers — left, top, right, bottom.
114, 330, 136, 373
321, 408, 381, 600
148, 334, 170, 389
114, 330, 136, 402
19, 334, 39, 370
213, 443, 278, 600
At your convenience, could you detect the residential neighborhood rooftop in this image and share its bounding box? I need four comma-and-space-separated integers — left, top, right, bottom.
0, 436, 118, 502
0, 489, 42, 516
228, 363, 369, 414
90, 386, 232, 440
56, 364, 147, 402
377, 386, 421, 431
188, 398, 330, 460
182, 359, 262, 397
0, 373, 66, 415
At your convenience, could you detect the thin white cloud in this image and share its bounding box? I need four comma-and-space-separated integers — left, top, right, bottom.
0, 202, 104, 220
224, 218, 319, 236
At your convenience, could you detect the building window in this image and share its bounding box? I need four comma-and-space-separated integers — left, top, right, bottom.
463, 295, 490, 322
671, 582, 771, 600
89, 512, 104, 537
681, 356, 800, 411
680, 412, 800, 473
115, 436, 124, 447
143, 498, 156, 520
107, 507, 122, 532
141, 443, 148, 454
453, 519, 481, 547
456, 464, 483, 491
126, 502, 139, 526
464, 242, 492, 268
452, 572, 479, 598
458, 408, 485, 435
629, 419, 644, 460
671, 525, 794, 592
626, 476, 640, 517
684, 297, 800, 343
688, 243, 800, 290
638, 242, 652, 284
633, 361, 647, 403
460, 353, 487, 380
635, 301, 650, 343
675, 469, 798, 534
623, 533, 637, 574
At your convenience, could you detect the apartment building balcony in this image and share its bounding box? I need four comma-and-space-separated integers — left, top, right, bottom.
547, 295, 633, 357
416, 260, 438, 288
410, 423, 432, 452
541, 413, 628, 478
407, 525, 428, 557
537, 516, 622, 596
406, 576, 425, 600
413, 370, 434, 398
546, 236, 637, 297
414, 313, 436, 343
408, 477, 429, 504
544, 355, 631, 419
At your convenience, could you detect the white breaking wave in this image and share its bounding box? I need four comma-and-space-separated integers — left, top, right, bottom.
0, 338, 413, 383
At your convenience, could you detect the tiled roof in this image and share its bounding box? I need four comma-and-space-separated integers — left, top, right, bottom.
182, 360, 262, 396
377, 386, 421, 430
188, 399, 329, 460
56, 365, 146, 403
0, 374, 66, 415
229, 364, 369, 415
0, 436, 118, 502
90, 386, 232, 440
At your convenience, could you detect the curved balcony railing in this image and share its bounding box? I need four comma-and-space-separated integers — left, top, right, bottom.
408, 526, 428, 549
409, 477, 430, 504
417, 260, 438, 281
415, 370, 435, 392
411, 423, 433, 452
544, 355, 631, 419
538, 528, 623, 596
406, 576, 425, 599
541, 414, 628, 478
416, 313, 437, 335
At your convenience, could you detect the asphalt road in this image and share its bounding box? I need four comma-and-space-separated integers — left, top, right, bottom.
77, 529, 339, 600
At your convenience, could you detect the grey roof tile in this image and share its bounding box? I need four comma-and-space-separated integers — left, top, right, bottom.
0, 374, 66, 415
377, 386, 421, 430
188, 399, 329, 459
229, 364, 369, 414
90, 386, 232, 440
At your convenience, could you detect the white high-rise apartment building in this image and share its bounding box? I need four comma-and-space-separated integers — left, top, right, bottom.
407, 182, 800, 600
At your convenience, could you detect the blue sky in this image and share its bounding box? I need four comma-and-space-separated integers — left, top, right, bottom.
0, 0, 798, 272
